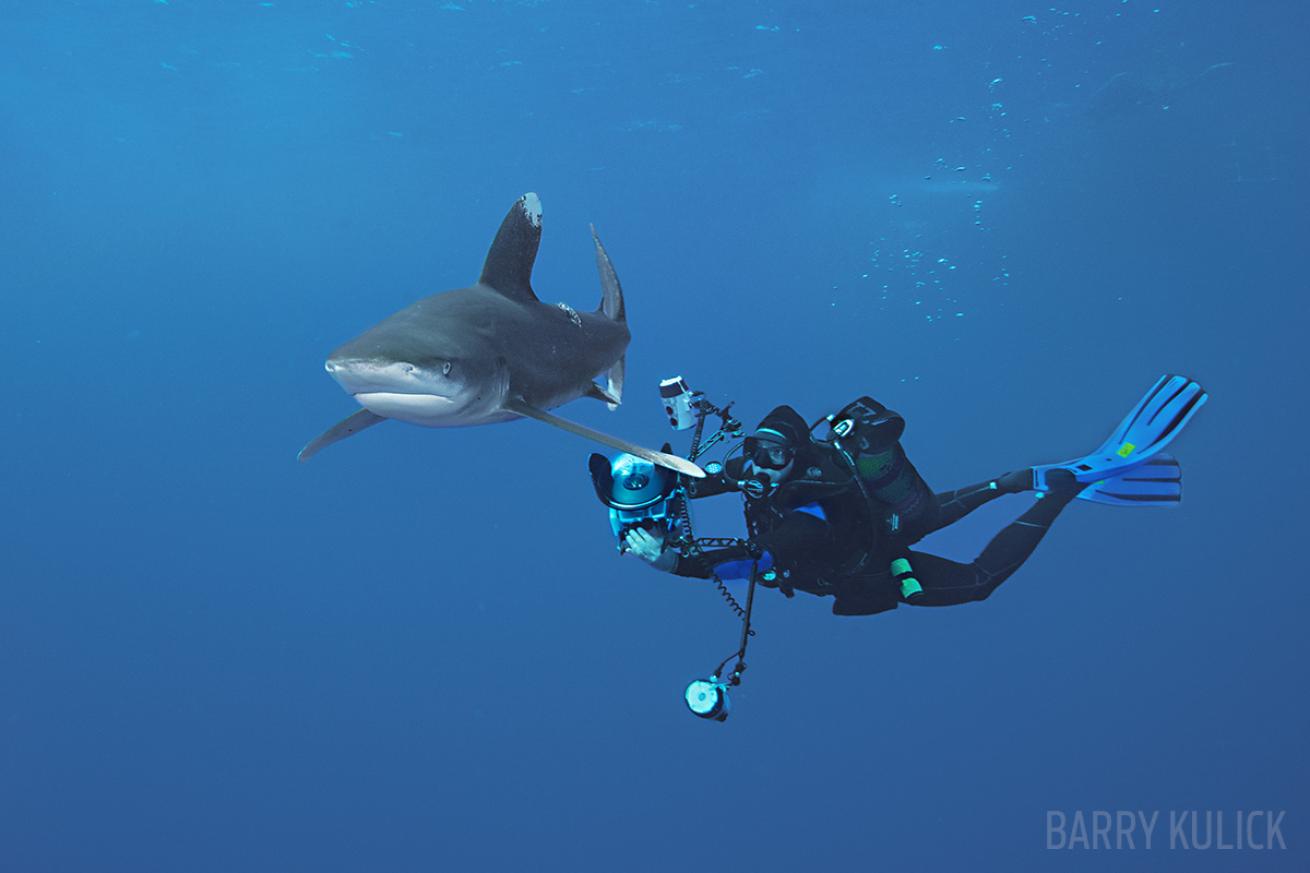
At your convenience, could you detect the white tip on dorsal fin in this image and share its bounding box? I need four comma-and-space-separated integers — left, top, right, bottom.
478, 193, 542, 303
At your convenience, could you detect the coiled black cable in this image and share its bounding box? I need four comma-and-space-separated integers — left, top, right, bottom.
668, 396, 757, 635
712, 574, 750, 622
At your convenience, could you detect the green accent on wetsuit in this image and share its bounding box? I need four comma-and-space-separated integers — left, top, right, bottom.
857, 449, 919, 503
890, 557, 923, 599
856, 451, 895, 479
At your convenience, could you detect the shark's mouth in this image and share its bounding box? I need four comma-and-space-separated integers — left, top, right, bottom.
326, 358, 459, 397
353, 391, 462, 423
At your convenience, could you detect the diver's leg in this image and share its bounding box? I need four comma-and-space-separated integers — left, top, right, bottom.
908, 468, 1033, 541
904, 471, 1081, 606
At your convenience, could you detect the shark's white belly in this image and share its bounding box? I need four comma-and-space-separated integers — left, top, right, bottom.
355, 392, 458, 425
354, 392, 517, 427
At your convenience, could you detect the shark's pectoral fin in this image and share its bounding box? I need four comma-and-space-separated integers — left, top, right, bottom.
584, 381, 622, 409
298, 408, 387, 462
504, 397, 704, 478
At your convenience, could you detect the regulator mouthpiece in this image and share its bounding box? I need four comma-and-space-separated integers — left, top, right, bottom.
684, 677, 731, 721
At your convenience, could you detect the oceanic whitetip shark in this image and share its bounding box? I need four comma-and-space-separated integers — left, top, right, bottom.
299, 193, 703, 478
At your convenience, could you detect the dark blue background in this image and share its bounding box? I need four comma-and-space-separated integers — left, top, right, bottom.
2, 2, 1306, 870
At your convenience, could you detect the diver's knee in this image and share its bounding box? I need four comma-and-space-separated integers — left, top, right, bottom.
968, 570, 1002, 602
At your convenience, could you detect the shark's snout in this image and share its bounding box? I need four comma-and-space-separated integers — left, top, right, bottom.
324, 355, 494, 426
325, 358, 444, 397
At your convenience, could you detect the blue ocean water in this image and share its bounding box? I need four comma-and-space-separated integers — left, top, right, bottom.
2, 2, 1306, 870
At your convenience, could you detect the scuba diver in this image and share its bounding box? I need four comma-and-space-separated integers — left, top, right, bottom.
592, 375, 1207, 618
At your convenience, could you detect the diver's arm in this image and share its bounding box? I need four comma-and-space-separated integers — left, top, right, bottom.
683, 470, 737, 499
681, 456, 749, 500
672, 542, 759, 579
623, 527, 756, 578
625, 503, 834, 579
672, 511, 833, 580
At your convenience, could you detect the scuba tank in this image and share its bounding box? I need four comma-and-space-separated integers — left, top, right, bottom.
817, 396, 937, 539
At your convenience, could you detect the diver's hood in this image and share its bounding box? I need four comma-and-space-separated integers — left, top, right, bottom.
589, 450, 680, 510
753, 404, 809, 447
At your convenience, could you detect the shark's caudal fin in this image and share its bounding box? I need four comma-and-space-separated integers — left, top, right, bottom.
478, 193, 542, 303
298, 408, 386, 462
591, 224, 625, 410
505, 397, 704, 478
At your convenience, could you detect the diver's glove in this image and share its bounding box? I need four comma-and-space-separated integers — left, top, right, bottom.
623, 527, 679, 572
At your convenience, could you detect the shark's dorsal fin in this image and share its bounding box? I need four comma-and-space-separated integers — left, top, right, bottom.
478, 193, 542, 303
504, 397, 705, 478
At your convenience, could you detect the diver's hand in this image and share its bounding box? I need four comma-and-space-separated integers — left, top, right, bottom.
623, 528, 678, 572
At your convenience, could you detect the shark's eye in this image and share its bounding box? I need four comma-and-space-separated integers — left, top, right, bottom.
442, 361, 453, 376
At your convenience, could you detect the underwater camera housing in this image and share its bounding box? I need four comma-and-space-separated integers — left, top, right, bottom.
588, 451, 681, 548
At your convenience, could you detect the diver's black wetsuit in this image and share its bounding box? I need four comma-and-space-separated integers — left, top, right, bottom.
841, 473, 1078, 615
672, 410, 1080, 616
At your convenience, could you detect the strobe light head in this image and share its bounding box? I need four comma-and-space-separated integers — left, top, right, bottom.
660, 376, 697, 431
684, 678, 730, 722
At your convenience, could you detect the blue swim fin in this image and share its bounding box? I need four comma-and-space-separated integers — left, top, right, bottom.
1078, 454, 1182, 507
1034, 374, 1207, 490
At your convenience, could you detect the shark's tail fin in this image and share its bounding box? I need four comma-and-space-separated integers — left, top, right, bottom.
591, 224, 625, 410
